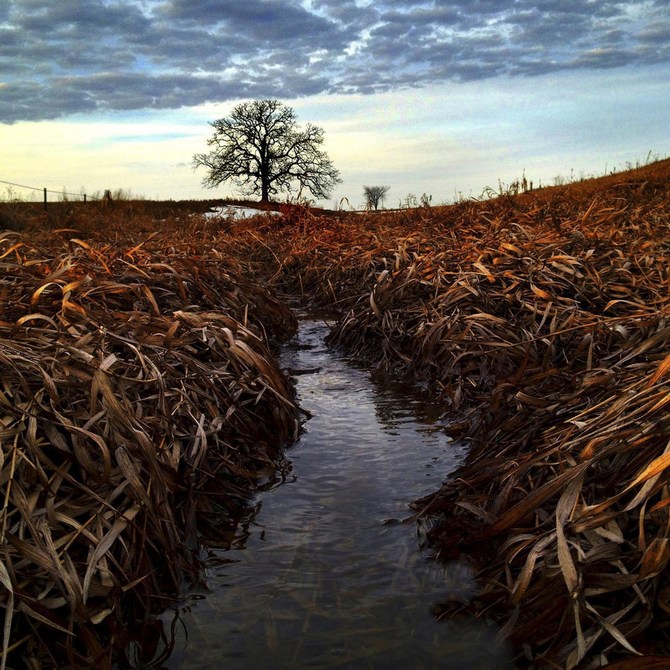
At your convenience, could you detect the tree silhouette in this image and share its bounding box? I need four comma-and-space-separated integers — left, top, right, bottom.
193, 99, 341, 203
363, 185, 390, 210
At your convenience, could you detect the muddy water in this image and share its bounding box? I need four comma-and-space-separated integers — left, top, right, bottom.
162, 320, 512, 669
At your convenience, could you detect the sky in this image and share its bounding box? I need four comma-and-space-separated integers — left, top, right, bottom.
1, 0, 668, 208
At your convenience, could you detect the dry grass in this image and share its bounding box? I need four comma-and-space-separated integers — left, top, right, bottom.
3, 158, 670, 668
231, 159, 670, 668
0, 228, 299, 667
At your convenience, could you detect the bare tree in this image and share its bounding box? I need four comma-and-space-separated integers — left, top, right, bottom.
363, 185, 390, 210
193, 99, 341, 203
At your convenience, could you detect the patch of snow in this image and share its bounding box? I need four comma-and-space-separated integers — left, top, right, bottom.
203, 205, 280, 219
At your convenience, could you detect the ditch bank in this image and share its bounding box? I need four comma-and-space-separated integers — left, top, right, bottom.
3, 158, 670, 668
228, 159, 670, 668
0, 231, 301, 668
156, 318, 512, 669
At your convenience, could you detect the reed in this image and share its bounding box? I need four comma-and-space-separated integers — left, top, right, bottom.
0, 229, 299, 667
241, 158, 670, 667
3, 157, 670, 667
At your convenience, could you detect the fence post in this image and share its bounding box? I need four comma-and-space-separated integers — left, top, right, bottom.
84, 194, 87, 203
43, 188, 47, 212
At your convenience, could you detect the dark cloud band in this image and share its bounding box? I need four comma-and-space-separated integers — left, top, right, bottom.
0, 0, 667, 123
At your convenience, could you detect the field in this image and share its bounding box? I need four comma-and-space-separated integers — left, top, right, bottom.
2, 158, 670, 668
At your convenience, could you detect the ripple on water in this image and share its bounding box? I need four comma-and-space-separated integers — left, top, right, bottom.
160, 320, 513, 670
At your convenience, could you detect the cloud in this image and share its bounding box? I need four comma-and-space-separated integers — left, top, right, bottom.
1, 0, 669, 123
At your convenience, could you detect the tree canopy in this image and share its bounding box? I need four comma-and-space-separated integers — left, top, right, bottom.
363, 185, 390, 210
193, 99, 341, 203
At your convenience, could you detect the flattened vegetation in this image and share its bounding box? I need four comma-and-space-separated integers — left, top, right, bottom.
0, 229, 299, 667
237, 159, 670, 667
3, 158, 670, 668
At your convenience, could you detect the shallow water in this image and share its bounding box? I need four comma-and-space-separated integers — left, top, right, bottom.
158, 320, 512, 669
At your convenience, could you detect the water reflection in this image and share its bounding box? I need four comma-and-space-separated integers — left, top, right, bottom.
139, 320, 512, 669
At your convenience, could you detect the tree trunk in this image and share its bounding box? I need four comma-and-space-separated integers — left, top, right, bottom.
261, 181, 269, 203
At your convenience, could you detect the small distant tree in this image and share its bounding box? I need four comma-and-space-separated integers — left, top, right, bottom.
193, 99, 341, 203
401, 193, 418, 208
363, 185, 390, 210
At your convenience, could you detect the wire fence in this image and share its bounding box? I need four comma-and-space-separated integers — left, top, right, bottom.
0, 177, 102, 209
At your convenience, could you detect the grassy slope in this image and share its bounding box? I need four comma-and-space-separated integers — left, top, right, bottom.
230, 158, 670, 668
0, 220, 300, 667
2, 158, 670, 667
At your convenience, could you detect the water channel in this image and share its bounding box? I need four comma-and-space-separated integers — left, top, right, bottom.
157, 319, 512, 669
